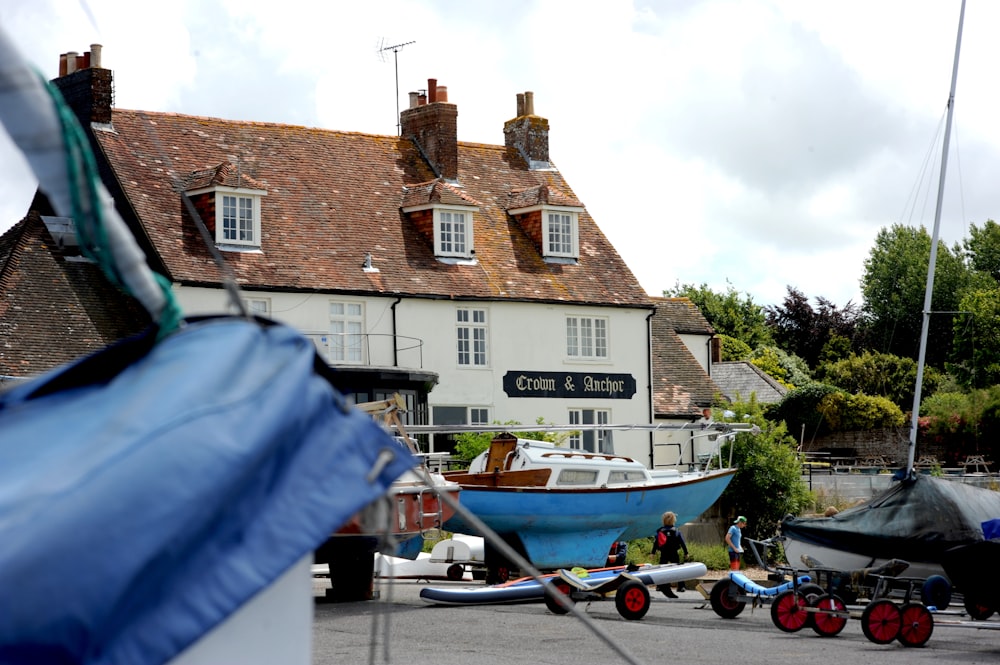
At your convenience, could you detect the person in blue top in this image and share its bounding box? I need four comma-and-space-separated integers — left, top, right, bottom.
725, 515, 747, 571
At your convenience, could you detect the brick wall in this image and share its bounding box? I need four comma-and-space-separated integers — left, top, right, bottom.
400, 103, 458, 180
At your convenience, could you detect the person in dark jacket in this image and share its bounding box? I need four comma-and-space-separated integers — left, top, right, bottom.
651, 510, 689, 597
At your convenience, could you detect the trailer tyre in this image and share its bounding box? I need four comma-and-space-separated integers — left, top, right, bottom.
709, 579, 745, 619
615, 580, 651, 620
920, 575, 951, 610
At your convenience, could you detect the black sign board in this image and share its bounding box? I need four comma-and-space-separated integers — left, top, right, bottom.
503, 371, 636, 399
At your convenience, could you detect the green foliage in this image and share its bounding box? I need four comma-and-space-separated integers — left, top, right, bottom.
950, 289, 1000, 389
712, 401, 812, 538
861, 224, 969, 368
630, 538, 733, 571
772, 383, 843, 438
817, 392, 905, 431
814, 350, 940, 411
818, 334, 853, 365
963, 219, 1000, 284
665, 281, 772, 349
749, 345, 811, 389
719, 334, 752, 361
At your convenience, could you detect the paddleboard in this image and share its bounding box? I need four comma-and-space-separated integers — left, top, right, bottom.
419, 561, 706, 606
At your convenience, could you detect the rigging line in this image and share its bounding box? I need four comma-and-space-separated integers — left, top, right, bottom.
136, 110, 248, 318
899, 112, 945, 226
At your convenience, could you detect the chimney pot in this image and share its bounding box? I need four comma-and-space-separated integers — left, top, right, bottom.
408, 91, 420, 109
90, 44, 102, 68
524, 91, 534, 116
427, 78, 437, 103
66, 51, 79, 74
59, 53, 68, 77
516, 93, 525, 117
436, 85, 448, 103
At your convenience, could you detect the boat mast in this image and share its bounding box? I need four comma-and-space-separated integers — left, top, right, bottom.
907, 0, 966, 476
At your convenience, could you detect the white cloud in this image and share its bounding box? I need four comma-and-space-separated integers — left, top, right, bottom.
1, 0, 997, 312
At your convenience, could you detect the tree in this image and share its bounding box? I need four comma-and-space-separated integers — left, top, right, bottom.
665, 282, 772, 349
749, 345, 811, 389
860, 224, 968, 368
963, 219, 1000, 284
813, 350, 941, 411
950, 289, 1000, 389
765, 286, 862, 368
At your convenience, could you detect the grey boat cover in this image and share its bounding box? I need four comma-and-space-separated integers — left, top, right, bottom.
780, 475, 1000, 565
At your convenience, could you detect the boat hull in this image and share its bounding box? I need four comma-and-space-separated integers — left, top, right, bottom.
443, 469, 735, 570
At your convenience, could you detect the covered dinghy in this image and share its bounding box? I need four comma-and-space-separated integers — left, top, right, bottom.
0, 317, 416, 665
781, 475, 1000, 580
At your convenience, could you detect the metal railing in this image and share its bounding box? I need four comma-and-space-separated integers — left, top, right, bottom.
301, 332, 424, 368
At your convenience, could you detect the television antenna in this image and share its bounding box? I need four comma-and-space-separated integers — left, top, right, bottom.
377, 38, 416, 136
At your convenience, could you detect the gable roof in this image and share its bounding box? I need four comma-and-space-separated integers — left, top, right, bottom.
711, 361, 788, 404
91, 109, 652, 308
0, 214, 149, 378
649, 298, 722, 418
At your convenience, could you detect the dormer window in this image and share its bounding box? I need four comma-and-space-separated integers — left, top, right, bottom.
216, 188, 263, 249
506, 187, 584, 262
544, 208, 579, 258
184, 163, 268, 252
436, 208, 471, 258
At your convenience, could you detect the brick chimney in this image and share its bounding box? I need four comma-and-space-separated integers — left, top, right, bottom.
52, 44, 113, 126
504, 91, 550, 170
400, 78, 458, 181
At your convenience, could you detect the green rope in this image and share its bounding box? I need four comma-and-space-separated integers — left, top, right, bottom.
44, 79, 183, 339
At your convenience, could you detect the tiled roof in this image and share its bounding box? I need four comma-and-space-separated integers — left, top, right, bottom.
184, 162, 267, 192
94, 110, 651, 307
505, 184, 582, 210
0, 214, 150, 378
649, 298, 722, 418
401, 179, 483, 208
711, 361, 788, 404
655, 297, 715, 335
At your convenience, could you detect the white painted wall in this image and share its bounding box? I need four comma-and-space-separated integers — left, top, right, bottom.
174, 286, 656, 464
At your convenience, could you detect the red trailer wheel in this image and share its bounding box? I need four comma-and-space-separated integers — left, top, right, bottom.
810, 594, 848, 637
615, 580, 651, 620
544, 580, 573, 615
897, 603, 933, 647
771, 590, 810, 632
861, 599, 901, 644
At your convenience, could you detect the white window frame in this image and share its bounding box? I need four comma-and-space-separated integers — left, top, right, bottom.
566, 315, 609, 360
434, 208, 472, 258
457, 307, 489, 367
568, 409, 612, 454
244, 297, 270, 317
543, 208, 579, 258
470, 407, 490, 426
210, 187, 264, 249
329, 301, 365, 363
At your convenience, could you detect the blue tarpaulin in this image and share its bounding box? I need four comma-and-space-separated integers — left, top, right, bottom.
0, 316, 415, 664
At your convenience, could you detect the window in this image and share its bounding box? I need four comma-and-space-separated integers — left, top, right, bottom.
568, 409, 612, 453
435, 209, 472, 258
432, 405, 491, 456
566, 316, 608, 359
457, 308, 488, 367
555, 469, 598, 486
329, 301, 364, 363
213, 189, 263, 249
244, 298, 270, 317
545, 210, 578, 257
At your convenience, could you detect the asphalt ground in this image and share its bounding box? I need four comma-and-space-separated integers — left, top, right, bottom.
311, 577, 1000, 665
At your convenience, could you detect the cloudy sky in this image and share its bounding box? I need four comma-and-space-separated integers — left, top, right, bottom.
1, 0, 996, 309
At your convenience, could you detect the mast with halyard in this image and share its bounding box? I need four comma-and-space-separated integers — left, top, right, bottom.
905, 0, 966, 479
